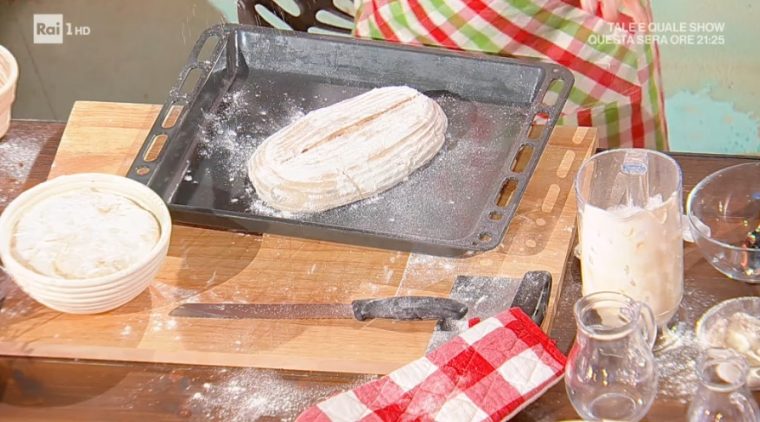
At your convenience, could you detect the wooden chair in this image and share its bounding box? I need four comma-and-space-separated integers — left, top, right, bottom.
237, 0, 356, 36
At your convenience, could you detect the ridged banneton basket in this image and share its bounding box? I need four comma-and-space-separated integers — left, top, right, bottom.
0, 173, 172, 314
0, 44, 18, 139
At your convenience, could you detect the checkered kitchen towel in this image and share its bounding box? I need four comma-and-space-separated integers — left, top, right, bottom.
354, 0, 668, 150
297, 308, 566, 421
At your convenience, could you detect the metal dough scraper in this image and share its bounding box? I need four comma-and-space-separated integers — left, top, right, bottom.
426, 271, 552, 353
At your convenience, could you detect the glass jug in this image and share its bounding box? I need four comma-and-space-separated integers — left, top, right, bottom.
688, 348, 760, 422
565, 291, 658, 422
575, 149, 683, 339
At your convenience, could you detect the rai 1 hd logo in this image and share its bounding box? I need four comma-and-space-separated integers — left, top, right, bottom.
33, 14, 91, 44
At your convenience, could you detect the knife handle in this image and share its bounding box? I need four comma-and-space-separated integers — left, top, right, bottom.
351, 296, 468, 321
511, 271, 552, 326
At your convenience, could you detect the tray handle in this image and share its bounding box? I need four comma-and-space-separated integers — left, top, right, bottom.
467, 64, 573, 253
128, 26, 229, 183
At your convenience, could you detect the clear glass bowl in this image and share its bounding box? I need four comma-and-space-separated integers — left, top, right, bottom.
687, 162, 760, 283
695, 297, 760, 390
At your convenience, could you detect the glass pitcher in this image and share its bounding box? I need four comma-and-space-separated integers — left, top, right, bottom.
688, 348, 760, 422
565, 291, 658, 422
575, 149, 684, 336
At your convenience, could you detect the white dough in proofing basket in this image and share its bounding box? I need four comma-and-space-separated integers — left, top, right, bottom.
12, 189, 160, 279
248, 86, 447, 213
0, 173, 171, 314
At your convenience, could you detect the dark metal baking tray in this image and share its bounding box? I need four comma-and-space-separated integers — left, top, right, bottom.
127, 24, 573, 257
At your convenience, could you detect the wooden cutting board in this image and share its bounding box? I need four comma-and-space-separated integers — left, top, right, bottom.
0, 102, 597, 375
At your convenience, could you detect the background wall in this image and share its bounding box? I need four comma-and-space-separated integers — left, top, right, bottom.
1, 0, 758, 154
652, 0, 759, 154
0, 0, 224, 121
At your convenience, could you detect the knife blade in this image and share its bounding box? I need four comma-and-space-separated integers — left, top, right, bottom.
169, 296, 468, 321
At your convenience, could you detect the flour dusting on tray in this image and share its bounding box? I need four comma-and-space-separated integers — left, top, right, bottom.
169, 78, 530, 254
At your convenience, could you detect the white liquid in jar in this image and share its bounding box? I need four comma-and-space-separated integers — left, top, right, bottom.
580, 194, 683, 326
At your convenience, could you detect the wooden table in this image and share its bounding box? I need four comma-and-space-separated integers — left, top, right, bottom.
0, 120, 758, 421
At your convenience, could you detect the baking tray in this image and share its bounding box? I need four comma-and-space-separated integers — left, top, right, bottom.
127, 24, 573, 257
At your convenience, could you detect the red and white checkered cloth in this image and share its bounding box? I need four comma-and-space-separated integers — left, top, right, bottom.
297, 308, 566, 421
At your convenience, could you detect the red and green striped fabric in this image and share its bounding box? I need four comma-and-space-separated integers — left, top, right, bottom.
354, 0, 668, 150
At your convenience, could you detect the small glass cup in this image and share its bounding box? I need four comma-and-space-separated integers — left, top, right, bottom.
575, 149, 684, 348
565, 291, 658, 422
688, 348, 760, 422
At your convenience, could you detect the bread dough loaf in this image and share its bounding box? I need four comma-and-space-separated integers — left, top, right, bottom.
12, 188, 160, 279
248, 86, 447, 213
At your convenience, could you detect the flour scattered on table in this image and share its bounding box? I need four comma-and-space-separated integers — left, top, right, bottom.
187, 369, 376, 421
149, 280, 202, 303
120, 325, 133, 337
654, 285, 719, 402
400, 253, 456, 279
0, 282, 44, 319
655, 323, 699, 400
0, 136, 42, 181
0, 136, 46, 209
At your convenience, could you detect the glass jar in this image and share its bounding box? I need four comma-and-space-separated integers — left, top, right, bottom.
688, 347, 760, 422
565, 291, 658, 422
575, 149, 683, 331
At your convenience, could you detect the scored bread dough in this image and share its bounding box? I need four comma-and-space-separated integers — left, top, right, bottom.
11, 188, 160, 279
248, 86, 447, 213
